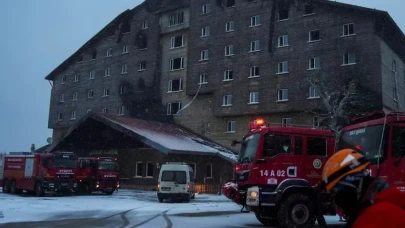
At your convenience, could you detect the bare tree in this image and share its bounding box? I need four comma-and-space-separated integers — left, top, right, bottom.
306, 71, 380, 139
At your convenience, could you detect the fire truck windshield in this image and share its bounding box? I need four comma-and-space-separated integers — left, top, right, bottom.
239, 133, 261, 163
52, 158, 77, 169
98, 161, 118, 171
338, 125, 388, 162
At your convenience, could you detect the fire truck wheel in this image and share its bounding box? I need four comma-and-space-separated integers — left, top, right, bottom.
3, 180, 10, 193
254, 212, 277, 227
277, 193, 316, 228
10, 181, 16, 194
35, 182, 45, 197
105, 191, 113, 195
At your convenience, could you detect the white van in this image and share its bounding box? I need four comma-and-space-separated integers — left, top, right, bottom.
157, 162, 195, 202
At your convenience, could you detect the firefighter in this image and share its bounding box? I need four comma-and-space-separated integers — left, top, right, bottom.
321, 149, 405, 227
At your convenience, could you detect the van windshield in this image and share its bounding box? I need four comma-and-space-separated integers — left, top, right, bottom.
161, 171, 187, 184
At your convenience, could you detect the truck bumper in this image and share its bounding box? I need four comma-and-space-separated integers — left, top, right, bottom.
246, 186, 277, 207
157, 192, 189, 199
43, 180, 78, 193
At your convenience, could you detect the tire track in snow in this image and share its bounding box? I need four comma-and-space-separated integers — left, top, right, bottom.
118, 209, 132, 228
0, 211, 4, 219
162, 210, 172, 228
129, 209, 171, 228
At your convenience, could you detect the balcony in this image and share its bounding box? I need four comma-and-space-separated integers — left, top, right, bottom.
161, 22, 190, 34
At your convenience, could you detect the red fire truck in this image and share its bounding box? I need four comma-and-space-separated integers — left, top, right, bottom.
0, 152, 79, 196
223, 119, 336, 227
337, 111, 405, 191
76, 157, 120, 195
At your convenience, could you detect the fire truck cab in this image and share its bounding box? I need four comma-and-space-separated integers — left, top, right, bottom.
224, 119, 335, 227
337, 112, 405, 191
0, 152, 79, 196
77, 157, 120, 195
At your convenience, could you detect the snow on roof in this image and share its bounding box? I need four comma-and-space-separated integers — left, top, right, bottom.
101, 115, 237, 163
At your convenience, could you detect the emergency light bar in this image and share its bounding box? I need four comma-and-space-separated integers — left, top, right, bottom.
249, 118, 266, 131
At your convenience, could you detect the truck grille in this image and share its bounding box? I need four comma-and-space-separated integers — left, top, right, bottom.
56, 174, 74, 179
104, 177, 116, 188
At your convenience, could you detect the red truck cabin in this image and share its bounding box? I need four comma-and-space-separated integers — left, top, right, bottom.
235, 120, 335, 190
337, 112, 405, 191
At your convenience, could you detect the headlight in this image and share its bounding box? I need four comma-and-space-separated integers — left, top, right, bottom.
250, 191, 258, 198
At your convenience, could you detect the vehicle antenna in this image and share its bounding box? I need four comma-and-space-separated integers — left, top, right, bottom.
376, 112, 388, 176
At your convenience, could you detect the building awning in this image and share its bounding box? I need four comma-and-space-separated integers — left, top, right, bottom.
47, 114, 238, 163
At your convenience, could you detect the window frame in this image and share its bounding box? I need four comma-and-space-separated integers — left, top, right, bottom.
72, 92, 78, 101
118, 106, 125, 116
121, 64, 128, 74
249, 92, 259, 104
122, 45, 129, 54
277, 89, 289, 102
89, 70, 95, 79
223, 70, 234, 81
106, 48, 113, 57
199, 73, 208, 84
250, 40, 260, 52
225, 45, 234, 56
342, 52, 356, 66
202, 3, 211, 15
308, 29, 321, 42
103, 88, 110, 97
308, 57, 321, 70
102, 108, 108, 114
277, 61, 289, 74
281, 118, 292, 127
135, 161, 143, 178
168, 78, 183, 92
278, 35, 289, 48
74, 74, 79, 82
249, 66, 260, 78
201, 26, 210, 37
278, 8, 289, 21
167, 102, 182, 115
222, 95, 233, 106
61, 76, 66, 84
309, 86, 320, 99
170, 57, 184, 70
57, 112, 63, 121
170, 35, 185, 49
70, 111, 77, 120
142, 20, 149, 29
87, 90, 94, 99
168, 12, 184, 27
225, 21, 235, 32
59, 94, 64, 103
227, 121, 236, 133
146, 162, 154, 178
342, 23, 355, 37
313, 116, 320, 128
250, 15, 261, 27
139, 61, 146, 71
200, 50, 209, 61
104, 68, 111, 77
205, 164, 213, 178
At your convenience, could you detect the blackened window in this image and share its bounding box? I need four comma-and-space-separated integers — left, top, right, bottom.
278, 9, 289, 20
307, 138, 327, 156
227, 0, 235, 7
136, 162, 143, 177
146, 162, 154, 177
91, 50, 97, 60
309, 30, 320, 41
206, 164, 212, 178
122, 22, 131, 33
77, 53, 83, 62
304, 4, 314, 15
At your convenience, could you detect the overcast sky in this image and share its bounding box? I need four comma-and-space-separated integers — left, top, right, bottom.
0, 0, 403, 152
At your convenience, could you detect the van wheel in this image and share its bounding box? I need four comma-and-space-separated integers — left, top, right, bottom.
191, 193, 195, 199
3, 180, 10, 193
158, 196, 164, 203
184, 195, 190, 203
10, 181, 16, 194
35, 182, 45, 197
277, 193, 316, 228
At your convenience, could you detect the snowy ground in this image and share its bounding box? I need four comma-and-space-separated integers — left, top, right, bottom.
0, 188, 344, 228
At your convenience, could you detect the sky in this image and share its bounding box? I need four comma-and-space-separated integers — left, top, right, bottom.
0, 0, 403, 152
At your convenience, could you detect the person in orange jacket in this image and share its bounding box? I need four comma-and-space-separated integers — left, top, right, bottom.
321, 149, 405, 228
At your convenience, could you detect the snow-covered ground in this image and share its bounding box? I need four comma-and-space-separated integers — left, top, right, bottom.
0, 189, 344, 227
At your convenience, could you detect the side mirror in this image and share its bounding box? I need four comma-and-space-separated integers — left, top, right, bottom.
231, 140, 241, 147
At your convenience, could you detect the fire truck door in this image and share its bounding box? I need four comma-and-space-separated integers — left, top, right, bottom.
0, 153, 5, 179
389, 125, 405, 191
24, 158, 34, 178
303, 137, 329, 184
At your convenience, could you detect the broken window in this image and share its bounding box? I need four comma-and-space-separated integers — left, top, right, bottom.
167, 102, 182, 115
304, 4, 314, 15
278, 8, 289, 20
121, 21, 131, 33
309, 30, 320, 42
227, 0, 235, 7
168, 79, 183, 92
91, 50, 97, 60
170, 58, 184, 70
